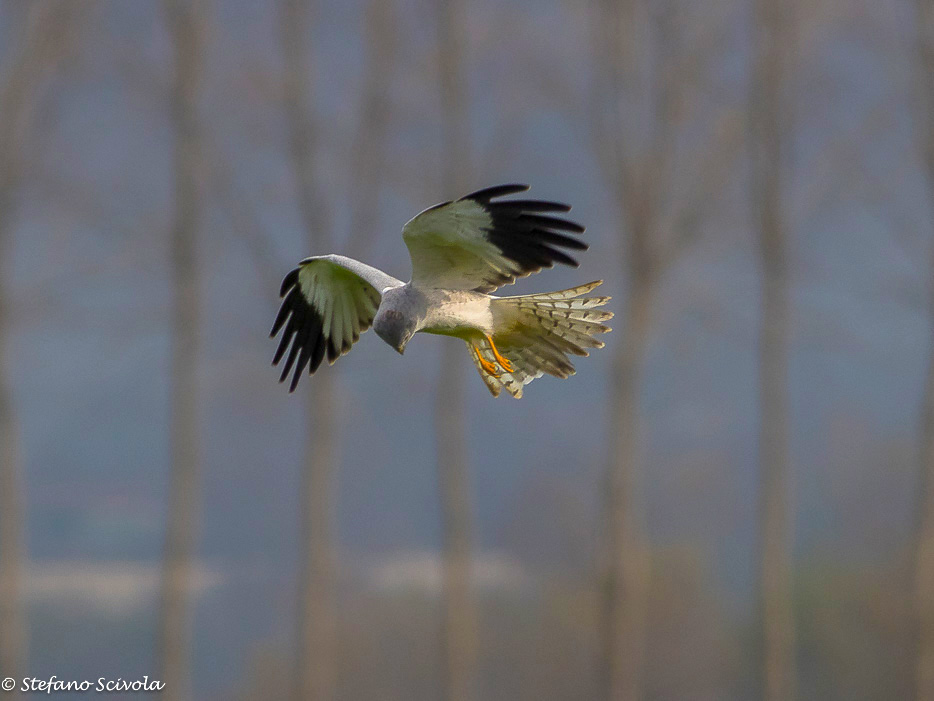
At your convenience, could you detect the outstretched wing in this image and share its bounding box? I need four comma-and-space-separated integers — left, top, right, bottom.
402, 184, 587, 293
270, 254, 402, 392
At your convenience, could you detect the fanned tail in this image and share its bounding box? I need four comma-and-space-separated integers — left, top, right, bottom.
472, 281, 613, 398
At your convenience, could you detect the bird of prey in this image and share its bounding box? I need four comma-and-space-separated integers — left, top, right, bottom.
270, 184, 612, 398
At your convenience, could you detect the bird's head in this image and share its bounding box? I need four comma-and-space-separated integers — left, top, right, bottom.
374, 308, 415, 355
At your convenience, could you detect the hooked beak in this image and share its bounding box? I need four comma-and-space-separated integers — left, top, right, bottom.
394, 335, 412, 355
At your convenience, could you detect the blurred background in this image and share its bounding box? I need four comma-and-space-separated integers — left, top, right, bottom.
0, 0, 928, 699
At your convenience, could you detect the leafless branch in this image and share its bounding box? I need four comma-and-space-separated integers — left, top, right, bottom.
280, 0, 329, 251
345, 0, 398, 261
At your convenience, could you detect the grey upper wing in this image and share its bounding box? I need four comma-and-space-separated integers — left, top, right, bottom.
270, 254, 402, 391
402, 184, 587, 293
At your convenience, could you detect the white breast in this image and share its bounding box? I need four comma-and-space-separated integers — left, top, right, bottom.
419, 288, 493, 338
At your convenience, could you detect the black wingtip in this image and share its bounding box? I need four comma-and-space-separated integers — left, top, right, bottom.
548, 249, 580, 268
477, 190, 590, 281
494, 199, 572, 213
270, 288, 297, 337
270, 260, 376, 393
520, 213, 585, 234
279, 268, 300, 297
461, 184, 530, 202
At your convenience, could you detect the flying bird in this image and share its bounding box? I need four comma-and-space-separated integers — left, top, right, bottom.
270, 184, 612, 398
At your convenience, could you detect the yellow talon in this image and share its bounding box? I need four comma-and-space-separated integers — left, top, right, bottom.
475, 345, 501, 376
486, 335, 514, 373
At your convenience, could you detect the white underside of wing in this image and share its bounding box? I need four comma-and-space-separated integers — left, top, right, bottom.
403, 199, 518, 290
298, 258, 384, 358
272, 254, 404, 390
307, 254, 403, 295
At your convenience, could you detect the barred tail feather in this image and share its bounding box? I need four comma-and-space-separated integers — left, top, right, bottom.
504, 279, 604, 301
475, 281, 613, 398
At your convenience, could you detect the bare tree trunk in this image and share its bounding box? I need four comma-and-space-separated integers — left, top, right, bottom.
279, 2, 338, 699
914, 1, 934, 698
601, 278, 652, 701
592, 1, 657, 697
0, 207, 25, 697
0, 4, 79, 695
757, 258, 794, 701
435, 2, 477, 700
917, 311, 934, 700
158, 3, 205, 700
587, 0, 739, 696
435, 360, 475, 701
296, 373, 338, 701
750, 0, 795, 698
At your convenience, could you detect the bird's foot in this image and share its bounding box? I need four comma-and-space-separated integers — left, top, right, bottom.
485, 335, 514, 373
478, 354, 501, 376
474, 344, 502, 376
